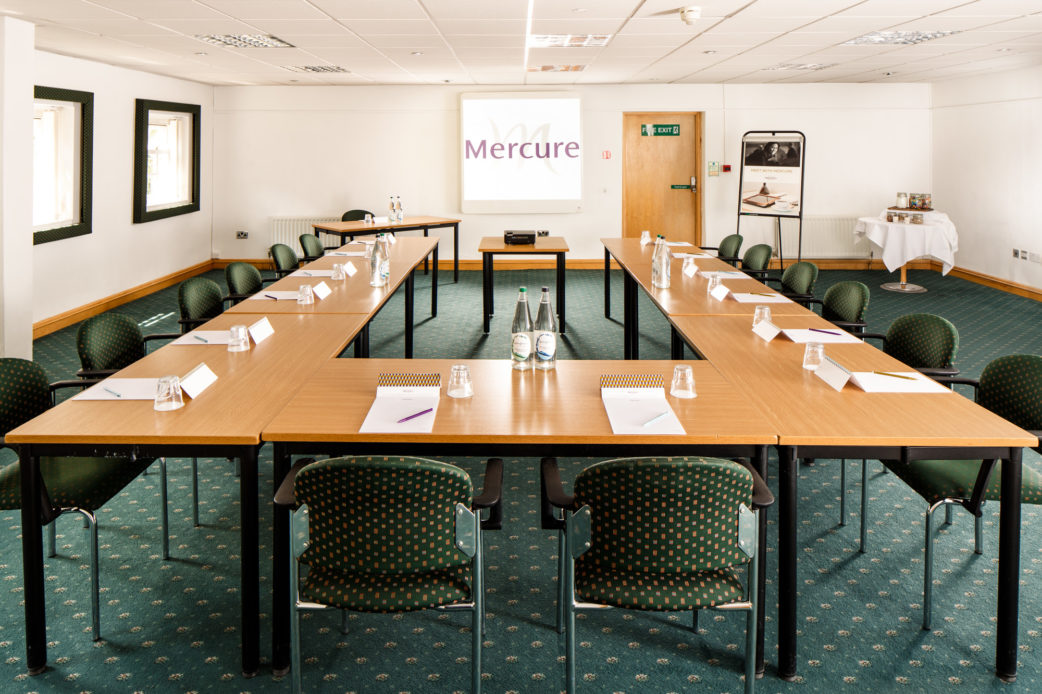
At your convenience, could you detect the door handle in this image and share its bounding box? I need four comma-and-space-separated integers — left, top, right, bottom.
690, 175, 697, 194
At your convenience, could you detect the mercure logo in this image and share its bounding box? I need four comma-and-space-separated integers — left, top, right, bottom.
464, 120, 580, 172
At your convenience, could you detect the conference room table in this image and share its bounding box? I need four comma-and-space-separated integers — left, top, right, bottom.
7, 312, 368, 678
260, 357, 778, 673
602, 238, 808, 359
226, 237, 438, 358
312, 215, 461, 282
669, 313, 1039, 682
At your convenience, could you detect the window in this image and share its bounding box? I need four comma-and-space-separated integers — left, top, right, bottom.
133, 99, 200, 223
32, 86, 92, 244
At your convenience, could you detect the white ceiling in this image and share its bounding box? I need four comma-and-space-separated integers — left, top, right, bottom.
4, 0, 1041, 86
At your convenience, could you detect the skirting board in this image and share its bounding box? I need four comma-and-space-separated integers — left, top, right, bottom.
33, 256, 1041, 340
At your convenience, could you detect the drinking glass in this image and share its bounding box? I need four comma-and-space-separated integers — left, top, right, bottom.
154, 375, 184, 411
753, 305, 772, 328
682, 256, 696, 275
364, 213, 374, 224
297, 284, 314, 305
706, 275, 721, 296
640, 230, 651, 245
670, 364, 696, 398
331, 263, 346, 281
803, 342, 824, 371
447, 364, 474, 398
228, 324, 250, 352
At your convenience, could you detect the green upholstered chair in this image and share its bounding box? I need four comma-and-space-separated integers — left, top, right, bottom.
876, 354, 1042, 629
806, 280, 871, 335
298, 234, 325, 262
739, 243, 773, 280
75, 313, 179, 379
275, 455, 503, 694
270, 243, 300, 279
341, 209, 372, 222
702, 233, 743, 266
764, 261, 819, 303
176, 277, 225, 333
0, 358, 155, 641
863, 313, 960, 379
542, 456, 772, 694
224, 262, 267, 304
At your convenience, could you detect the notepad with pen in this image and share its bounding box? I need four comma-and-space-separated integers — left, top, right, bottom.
600, 374, 684, 435
359, 373, 442, 433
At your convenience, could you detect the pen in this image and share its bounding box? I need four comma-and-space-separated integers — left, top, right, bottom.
809, 328, 840, 335
265, 294, 278, 300
301, 271, 312, 276
752, 292, 776, 297
642, 412, 669, 427
397, 407, 433, 423
873, 370, 916, 380
193, 334, 208, 343
103, 386, 122, 398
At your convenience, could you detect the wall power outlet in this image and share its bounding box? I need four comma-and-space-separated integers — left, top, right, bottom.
236, 231, 248, 239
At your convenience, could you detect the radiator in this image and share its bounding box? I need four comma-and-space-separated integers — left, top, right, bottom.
270, 216, 339, 255
798, 216, 870, 259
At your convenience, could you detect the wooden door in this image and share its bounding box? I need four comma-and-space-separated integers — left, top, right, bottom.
622, 112, 702, 244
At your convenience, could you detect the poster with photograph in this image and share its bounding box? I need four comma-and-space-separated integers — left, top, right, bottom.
738, 132, 805, 218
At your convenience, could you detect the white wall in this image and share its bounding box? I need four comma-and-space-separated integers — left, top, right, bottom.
32, 52, 213, 322
933, 65, 1042, 289
212, 83, 932, 262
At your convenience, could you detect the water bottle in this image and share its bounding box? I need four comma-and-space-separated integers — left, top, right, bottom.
510, 287, 534, 371
651, 235, 670, 288
395, 195, 403, 222
534, 286, 557, 370
369, 234, 389, 287
388, 196, 395, 221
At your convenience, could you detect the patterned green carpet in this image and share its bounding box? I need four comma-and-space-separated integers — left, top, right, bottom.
4, 265, 1042, 693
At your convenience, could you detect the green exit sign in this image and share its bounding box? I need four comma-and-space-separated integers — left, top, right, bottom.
641, 123, 679, 136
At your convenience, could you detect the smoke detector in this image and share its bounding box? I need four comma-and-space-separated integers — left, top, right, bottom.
680, 6, 701, 25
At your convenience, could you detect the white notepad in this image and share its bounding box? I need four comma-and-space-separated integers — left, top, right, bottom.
729, 292, 791, 303
849, 371, 951, 393
600, 375, 684, 435
700, 270, 746, 279
172, 331, 233, 346
290, 269, 334, 278
328, 251, 367, 257
73, 378, 159, 401
781, 328, 860, 344
359, 373, 442, 433
249, 291, 299, 301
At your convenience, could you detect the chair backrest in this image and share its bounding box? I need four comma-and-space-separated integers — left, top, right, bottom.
978, 354, 1042, 432
821, 281, 870, 324
294, 456, 473, 573
780, 261, 819, 295
76, 313, 145, 372
741, 243, 773, 272
573, 456, 753, 573
341, 209, 373, 222
299, 234, 324, 259
270, 243, 299, 273
717, 233, 743, 259
0, 358, 51, 437
177, 277, 224, 325
225, 262, 263, 297
884, 313, 959, 370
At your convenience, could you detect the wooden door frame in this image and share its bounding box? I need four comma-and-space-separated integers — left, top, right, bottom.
621, 111, 704, 246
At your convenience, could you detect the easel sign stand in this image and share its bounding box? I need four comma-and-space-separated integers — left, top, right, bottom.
736, 131, 807, 269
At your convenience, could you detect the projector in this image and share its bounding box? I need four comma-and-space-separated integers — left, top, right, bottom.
504, 230, 536, 245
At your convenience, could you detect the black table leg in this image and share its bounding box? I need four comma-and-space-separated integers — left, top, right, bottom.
423, 228, 430, 274
431, 244, 438, 318
19, 446, 46, 675
623, 272, 638, 360
239, 445, 260, 677
778, 445, 798, 680
754, 445, 768, 676
272, 443, 291, 675
405, 269, 414, 358
556, 252, 566, 334
354, 324, 370, 358
604, 249, 611, 319
996, 446, 1023, 681
453, 224, 460, 282
482, 253, 491, 335
670, 327, 684, 359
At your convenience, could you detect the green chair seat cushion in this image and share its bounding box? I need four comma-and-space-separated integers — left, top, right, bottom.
881, 457, 1042, 506
575, 565, 746, 610
300, 564, 472, 612
0, 456, 152, 511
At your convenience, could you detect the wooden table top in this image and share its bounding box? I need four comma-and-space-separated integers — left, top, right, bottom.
602, 238, 810, 317
226, 237, 437, 315
263, 358, 777, 446
478, 236, 570, 253
670, 314, 1038, 448
313, 216, 460, 233
7, 313, 367, 446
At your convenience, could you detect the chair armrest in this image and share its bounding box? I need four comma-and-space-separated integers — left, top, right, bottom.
260, 277, 279, 286
917, 366, 960, 380
762, 276, 782, 287
700, 245, 718, 252
743, 269, 769, 280
143, 332, 181, 344
541, 457, 575, 530
178, 318, 208, 332
273, 458, 316, 509
860, 332, 886, 344
76, 368, 118, 380
473, 457, 504, 530
50, 378, 100, 393
302, 254, 322, 263
735, 459, 775, 509
829, 320, 867, 334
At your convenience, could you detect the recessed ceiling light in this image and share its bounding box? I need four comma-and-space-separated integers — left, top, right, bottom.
572, 8, 588, 12
843, 30, 956, 46
527, 64, 587, 72
703, 50, 717, 55
997, 47, 1013, 52
765, 62, 836, 71
282, 65, 349, 73
528, 34, 611, 48
411, 51, 423, 56
194, 52, 208, 56
195, 34, 293, 48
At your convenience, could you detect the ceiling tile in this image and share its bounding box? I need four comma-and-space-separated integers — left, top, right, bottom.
149, 18, 264, 34
308, 0, 427, 20
731, 0, 864, 18
534, 0, 638, 21
529, 18, 624, 34
242, 19, 356, 36
421, 0, 528, 20
835, 0, 967, 17
636, 0, 747, 20
936, 0, 1041, 17
338, 19, 440, 35
437, 19, 525, 34
195, 1, 327, 20
0, 0, 129, 21
92, 1, 230, 20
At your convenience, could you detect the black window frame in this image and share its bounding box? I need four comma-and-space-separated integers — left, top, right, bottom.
33, 86, 93, 245
133, 98, 201, 223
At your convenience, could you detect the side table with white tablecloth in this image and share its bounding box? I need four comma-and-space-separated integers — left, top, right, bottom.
854, 210, 959, 293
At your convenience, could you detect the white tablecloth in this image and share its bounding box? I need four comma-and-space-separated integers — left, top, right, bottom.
854, 210, 958, 275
